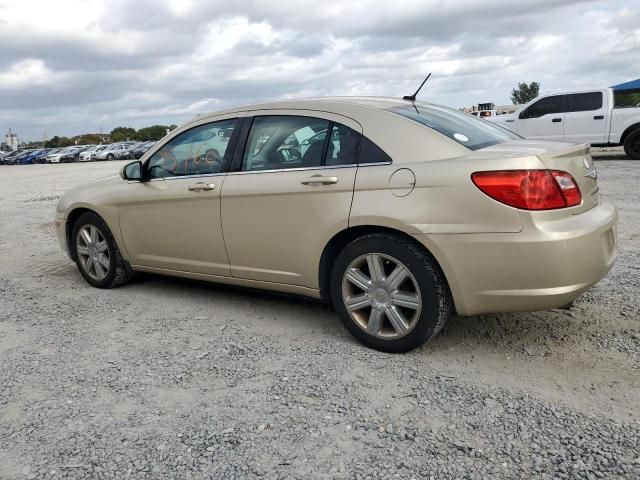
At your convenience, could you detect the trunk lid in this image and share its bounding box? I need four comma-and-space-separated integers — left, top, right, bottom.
481, 140, 599, 214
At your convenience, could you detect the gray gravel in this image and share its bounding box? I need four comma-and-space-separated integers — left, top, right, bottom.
1, 157, 639, 479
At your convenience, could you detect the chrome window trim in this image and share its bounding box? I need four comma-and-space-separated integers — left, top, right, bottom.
228, 163, 388, 176
148, 172, 227, 182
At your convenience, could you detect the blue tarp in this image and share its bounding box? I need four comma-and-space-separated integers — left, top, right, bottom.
611, 79, 640, 91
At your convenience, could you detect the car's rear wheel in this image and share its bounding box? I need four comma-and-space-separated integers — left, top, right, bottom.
71, 212, 132, 288
623, 129, 640, 160
107, 153, 114, 161
330, 233, 452, 353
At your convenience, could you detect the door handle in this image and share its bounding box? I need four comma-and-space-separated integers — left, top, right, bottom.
505, 119, 515, 123
187, 182, 215, 191
593, 115, 604, 120
301, 175, 338, 186
552, 118, 562, 123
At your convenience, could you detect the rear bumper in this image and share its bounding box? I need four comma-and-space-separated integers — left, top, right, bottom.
415, 198, 618, 316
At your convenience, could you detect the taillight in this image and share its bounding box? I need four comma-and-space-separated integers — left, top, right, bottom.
471, 170, 582, 210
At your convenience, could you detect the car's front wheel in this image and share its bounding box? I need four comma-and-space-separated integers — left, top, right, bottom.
330, 234, 452, 353
71, 212, 132, 288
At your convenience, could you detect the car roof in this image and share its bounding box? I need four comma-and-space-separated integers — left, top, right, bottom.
192, 96, 423, 122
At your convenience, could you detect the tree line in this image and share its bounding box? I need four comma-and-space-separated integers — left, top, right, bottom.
43, 124, 177, 148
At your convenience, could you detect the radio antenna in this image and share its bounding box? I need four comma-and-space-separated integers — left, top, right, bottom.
403, 73, 431, 102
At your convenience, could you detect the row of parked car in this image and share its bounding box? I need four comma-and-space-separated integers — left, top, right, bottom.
0, 141, 157, 165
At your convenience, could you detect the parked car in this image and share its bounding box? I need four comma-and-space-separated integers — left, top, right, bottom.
32, 149, 52, 164
35, 148, 58, 164
93, 143, 133, 161
90, 145, 109, 160
72, 145, 95, 162
79, 145, 103, 162
19, 149, 46, 164
129, 141, 156, 159
47, 147, 76, 163
13, 150, 36, 164
1, 150, 22, 165
59, 146, 85, 163
488, 88, 640, 159
55, 97, 618, 353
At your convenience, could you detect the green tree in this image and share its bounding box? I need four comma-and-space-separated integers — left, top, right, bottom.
44, 136, 74, 148
73, 134, 105, 145
110, 127, 137, 142
510, 82, 540, 105
135, 125, 171, 141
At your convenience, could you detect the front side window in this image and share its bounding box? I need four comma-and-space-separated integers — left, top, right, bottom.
566, 92, 602, 112
147, 119, 236, 179
520, 95, 564, 119
242, 116, 331, 171
389, 103, 520, 151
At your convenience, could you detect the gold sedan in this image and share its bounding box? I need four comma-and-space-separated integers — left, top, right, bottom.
55, 97, 618, 352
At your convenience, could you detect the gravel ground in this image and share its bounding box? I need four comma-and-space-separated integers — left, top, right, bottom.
0, 156, 639, 479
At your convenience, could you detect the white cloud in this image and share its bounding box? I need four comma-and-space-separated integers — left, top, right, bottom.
0, 0, 638, 140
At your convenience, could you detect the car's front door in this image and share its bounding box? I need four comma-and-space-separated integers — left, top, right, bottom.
220, 112, 362, 288
117, 117, 240, 276
516, 94, 565, 141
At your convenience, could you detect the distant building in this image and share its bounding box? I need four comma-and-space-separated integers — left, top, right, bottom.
462, 103, 518, 115
5, 129, 19, 151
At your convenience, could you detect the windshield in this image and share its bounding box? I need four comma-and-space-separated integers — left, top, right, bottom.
388, 103, 521, 151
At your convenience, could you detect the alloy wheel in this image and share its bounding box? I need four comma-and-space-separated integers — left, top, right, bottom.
341, 253, 422, 339
76, 225, 110, 281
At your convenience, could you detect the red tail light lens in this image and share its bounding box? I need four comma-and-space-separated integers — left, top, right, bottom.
471, 170, 582, 210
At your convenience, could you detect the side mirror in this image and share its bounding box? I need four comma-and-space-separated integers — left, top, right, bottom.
120, 160, 142, 181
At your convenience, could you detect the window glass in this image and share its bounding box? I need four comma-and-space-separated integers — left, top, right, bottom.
325, 124, 361, 166
389, 103, 520, 151
147, 119, 236, 179
358, 137, 392, 164
520, 95, 563, 119
242, 116, 330, 171
566, 92, 602, 112
614, 89, 640, 109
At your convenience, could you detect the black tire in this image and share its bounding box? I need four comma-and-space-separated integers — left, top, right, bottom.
330, 233, 452, 353
107, 153, 114, 161
70, 212, 133, 288
623, 129, 640, 160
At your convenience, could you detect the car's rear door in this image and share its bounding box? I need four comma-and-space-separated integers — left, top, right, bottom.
563, 91, 608, 144
220, 111, 362, 289
117, 116, 242, 276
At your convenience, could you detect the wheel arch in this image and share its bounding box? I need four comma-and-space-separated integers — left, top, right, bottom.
65, 207, 123, 262
318, 225, 458, 312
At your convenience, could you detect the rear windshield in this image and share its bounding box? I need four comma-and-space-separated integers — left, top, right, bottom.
388, 103, 520, 151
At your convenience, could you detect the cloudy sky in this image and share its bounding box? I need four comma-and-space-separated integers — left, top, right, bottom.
0, 0, 638, 142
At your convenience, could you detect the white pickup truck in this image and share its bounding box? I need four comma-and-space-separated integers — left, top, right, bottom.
488, 88, 640, 159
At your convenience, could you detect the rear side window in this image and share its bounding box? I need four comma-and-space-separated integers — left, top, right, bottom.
389, 103, 520, 151
358, 137, 392, 164
614, 89, 640, 109
566, 92, 602, 112
242, 116, 331, 171
240, 115, 391, 170
326, 124, 361, 166
520, 95, 564, 119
